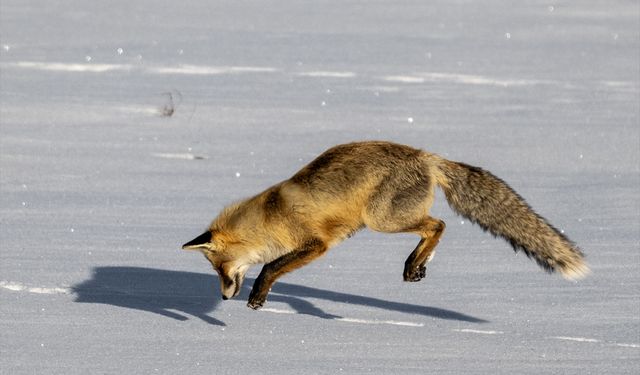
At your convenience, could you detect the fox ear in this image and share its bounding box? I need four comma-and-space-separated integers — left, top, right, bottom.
182, 231, 214, 251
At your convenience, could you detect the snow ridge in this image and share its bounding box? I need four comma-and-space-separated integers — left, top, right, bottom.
0, 281, 71, 295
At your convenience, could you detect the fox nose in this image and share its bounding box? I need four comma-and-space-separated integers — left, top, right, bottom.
222, 295, 229, 300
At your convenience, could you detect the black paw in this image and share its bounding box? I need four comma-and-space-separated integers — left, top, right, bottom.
247, 293, 266, 310
247, 300, 263, 310
403, 265, 426, 282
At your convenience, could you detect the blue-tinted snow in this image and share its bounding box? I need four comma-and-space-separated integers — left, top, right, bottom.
1, 1, 638, 374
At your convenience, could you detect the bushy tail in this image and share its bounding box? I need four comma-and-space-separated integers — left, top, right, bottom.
435, 158, 589, 280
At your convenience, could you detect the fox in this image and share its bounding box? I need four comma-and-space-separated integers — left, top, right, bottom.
183, 141, 589, 309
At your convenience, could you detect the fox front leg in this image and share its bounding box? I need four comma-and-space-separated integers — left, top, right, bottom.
248, 238, 327, 309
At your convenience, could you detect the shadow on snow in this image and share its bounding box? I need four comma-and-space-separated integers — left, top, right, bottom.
73, 266, 487, 326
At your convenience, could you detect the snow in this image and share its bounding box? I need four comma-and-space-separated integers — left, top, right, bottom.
296, 71, 357, 78
0, 281, 71, 295
1, 0, 639, 374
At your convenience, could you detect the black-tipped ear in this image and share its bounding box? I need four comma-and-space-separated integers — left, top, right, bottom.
182, 231, 212, 250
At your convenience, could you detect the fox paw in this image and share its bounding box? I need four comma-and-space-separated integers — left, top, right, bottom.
247, 294, 266, 310
403, 265, 426, 282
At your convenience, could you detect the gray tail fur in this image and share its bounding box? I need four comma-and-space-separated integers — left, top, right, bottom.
436, 159, 589, 280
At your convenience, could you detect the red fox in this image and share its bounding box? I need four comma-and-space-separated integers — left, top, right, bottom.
183, 141, 588, 309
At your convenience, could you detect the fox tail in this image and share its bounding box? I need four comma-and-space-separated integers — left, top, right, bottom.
434, 158, 589, 280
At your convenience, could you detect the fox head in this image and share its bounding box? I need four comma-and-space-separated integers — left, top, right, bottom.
182, 230, 252, 300
182, 195, 290, 300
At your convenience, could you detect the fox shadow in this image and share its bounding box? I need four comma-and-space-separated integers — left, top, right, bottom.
73, 266, 487, 326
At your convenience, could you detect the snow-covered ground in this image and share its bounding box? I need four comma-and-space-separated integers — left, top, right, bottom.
1, 1, 638, 374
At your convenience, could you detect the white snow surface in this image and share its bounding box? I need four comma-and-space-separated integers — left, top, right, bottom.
1, 1, 639, 374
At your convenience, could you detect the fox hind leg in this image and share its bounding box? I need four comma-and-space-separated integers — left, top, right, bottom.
402, 217, 445, 282
363, 170, 444, 282
365, 208, 446, 282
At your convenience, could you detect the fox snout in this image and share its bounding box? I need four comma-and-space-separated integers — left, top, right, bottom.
219, 271, 245, 301
183, 231, 253, 302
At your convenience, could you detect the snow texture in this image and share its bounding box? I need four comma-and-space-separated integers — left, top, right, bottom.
1, 1, 639, 374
